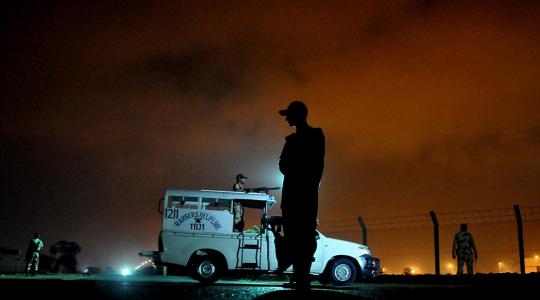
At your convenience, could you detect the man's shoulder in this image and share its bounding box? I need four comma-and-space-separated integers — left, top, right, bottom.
304, 127, 324, 138
456, 231, 472, 239
285, 133, 296, 141
308, 127, 323, 133
285, 127, 324, 141
311, 128, 325, 144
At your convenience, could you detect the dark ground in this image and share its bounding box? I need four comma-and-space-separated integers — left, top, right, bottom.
1, 273, 538, 300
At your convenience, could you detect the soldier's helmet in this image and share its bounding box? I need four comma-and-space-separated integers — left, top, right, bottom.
236, 174, 247, 182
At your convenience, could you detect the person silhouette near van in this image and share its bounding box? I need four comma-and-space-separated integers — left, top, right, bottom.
278, 100, 325, 291
233, 174, 247, 192
25, 232, 44, 276
452, 223, 478, 275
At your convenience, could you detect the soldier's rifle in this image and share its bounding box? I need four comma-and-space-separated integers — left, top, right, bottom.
245, 187, 281, 193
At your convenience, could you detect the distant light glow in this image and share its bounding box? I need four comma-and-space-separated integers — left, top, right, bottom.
121, 267, 132, 276
272, 172, 284, 190
404, 266, 418, 275
497, 262, 503, 273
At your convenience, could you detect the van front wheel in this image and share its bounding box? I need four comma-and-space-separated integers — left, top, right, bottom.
328, 258, 357, 285
191, 256, 222, 284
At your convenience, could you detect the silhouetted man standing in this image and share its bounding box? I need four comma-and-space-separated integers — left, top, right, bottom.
452, 223, 478, 275
25, 232, 44, 276
278, 100, 325, 291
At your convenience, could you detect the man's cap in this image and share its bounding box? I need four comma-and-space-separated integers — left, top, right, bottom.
236, 174, 248, 180
279, 100, 308, 117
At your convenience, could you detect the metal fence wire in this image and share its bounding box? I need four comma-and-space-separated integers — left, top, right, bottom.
318, 205, 540, 233
317, 205, 540, 274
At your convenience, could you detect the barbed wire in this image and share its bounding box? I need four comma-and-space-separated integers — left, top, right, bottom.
437, 208, 514, 226
375, 248, 540, 256
318, 205, 540, 233
522, 205, 540, 220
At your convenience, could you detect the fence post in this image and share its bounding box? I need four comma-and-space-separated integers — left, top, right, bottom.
513, 205, 525, 274
357, 217, 368, 246
429, 211, 440, 275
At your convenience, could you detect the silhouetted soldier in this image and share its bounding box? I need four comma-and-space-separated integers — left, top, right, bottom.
233, 174, 248, 192
452, 223, 478, 275
25, 232, 44, 276
232, 174, 247, 232
278, 100, 325, 291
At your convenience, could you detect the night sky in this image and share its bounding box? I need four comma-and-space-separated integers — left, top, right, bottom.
2, 1, 540, 273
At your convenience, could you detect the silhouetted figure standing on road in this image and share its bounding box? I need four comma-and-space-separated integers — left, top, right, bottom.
278, 100, 325, 291
25, 232, 44, 276
452, 223, 478, 275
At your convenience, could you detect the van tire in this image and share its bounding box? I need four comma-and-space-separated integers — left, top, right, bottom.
191, 256, 223, 284
328, 258, 357, 285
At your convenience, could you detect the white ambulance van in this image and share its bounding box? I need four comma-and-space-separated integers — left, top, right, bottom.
141, 189, 379, 285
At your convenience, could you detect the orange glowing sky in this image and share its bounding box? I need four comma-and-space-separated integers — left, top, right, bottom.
1, 1, 539, 272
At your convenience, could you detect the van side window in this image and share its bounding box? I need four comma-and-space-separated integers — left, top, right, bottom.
202, 198, 232, 212
168, 196, 199, 209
